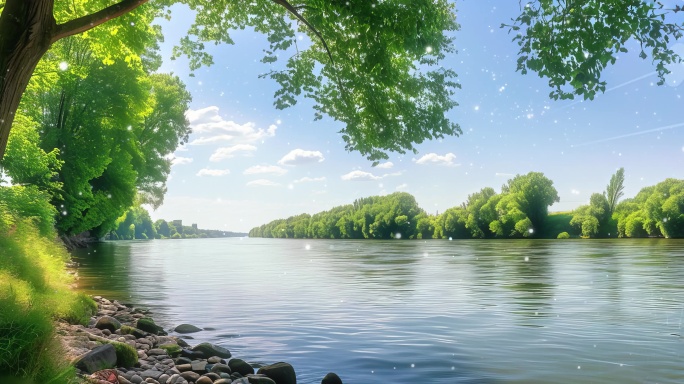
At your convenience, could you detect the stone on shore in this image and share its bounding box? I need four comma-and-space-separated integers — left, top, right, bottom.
248, 374, 277, 384
229, 358, 254, 376
136, 318, 167, 336
95, 316, 122, 332
174, 324, 203, 334
74, 344, 118, 374
257, 362, 296, 384
321, 372, 343, 384
191, 342, 231, 358
210, 363, 232, 375
159, 342, 182, 357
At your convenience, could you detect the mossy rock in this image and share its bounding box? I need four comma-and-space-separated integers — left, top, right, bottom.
111, 342, 138, 367
120, 325, 145, 338
159, 342, 182, 357
136, 317, 167, 336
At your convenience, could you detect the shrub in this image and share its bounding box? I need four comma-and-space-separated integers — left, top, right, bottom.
557, 232, 570, 239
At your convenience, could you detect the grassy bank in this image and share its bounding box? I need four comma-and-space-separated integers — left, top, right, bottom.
0, 186, 96, 383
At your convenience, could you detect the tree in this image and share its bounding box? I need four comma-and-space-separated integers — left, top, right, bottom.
505, 1, 683, 100
1, 114, 63, 198
605, 168, 625, 215
14, 36, 191, 237
4, 1, 682, 162
504, 172, 559, 233
1, 0, 460, 162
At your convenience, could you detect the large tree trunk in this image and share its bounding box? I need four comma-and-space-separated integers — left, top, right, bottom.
0, 0, 149, 160
0, 0, 56, 160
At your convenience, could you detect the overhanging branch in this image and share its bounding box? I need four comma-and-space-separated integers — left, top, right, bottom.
52, 0, 149, 43
271, 0, 335, 65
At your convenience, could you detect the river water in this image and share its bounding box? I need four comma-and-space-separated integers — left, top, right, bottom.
71, 238, 684, 383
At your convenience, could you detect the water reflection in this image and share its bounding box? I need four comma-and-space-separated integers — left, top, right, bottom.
71, 238, 684, 384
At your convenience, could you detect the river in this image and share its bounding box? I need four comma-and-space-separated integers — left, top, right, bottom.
71, 238, 684, 383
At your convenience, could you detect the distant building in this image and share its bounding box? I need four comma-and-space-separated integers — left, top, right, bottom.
192, 223, 198, 230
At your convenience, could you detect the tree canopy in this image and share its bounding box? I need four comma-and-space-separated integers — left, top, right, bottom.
1, 0, 683, 161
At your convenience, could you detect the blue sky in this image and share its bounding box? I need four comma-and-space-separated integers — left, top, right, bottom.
150, 1, 684, 232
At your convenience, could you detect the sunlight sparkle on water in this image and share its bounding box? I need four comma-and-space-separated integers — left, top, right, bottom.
395, 233, 402, 239
305, 244, 311, 250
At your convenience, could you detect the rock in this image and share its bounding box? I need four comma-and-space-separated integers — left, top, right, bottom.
180, 371, 200, 381
214, 380, 233, 384
74, 344, 118, 374
174, 324, 203, 334
191, 360, 208, 374
232, 379, 250, 384
180, 348, 205, 359
210, 363, 232, 375
131, 374, 144, 384
176, 338, 190, 348
175, 357, 192, 365
95, 316, 122, 332
118, 376, 134, 384
158, 374, 170, 384
147, 348, 168, 356
136, 318, 167, 336
191, 342, 231, 359
228, 359, 254, 376
247, 374, 276, 384
176, 364, 192, 372
89, 369, 119, 383
102, 329, 112, 337
207, 356, 223, 364
159, 343, 182, 357
321, 372, 342, 384
144, 379, 160, 384
196, 376, 213, 384
203, 372, 221, 381
257, 362, 296, 384
121, 325, 146, 338
140, 369, 164, 380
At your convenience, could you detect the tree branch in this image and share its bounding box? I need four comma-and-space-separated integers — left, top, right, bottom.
51, 0, 149, 43
271, 0, 335, 65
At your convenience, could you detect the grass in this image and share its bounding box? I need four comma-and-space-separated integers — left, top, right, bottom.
0, 196, 96, 383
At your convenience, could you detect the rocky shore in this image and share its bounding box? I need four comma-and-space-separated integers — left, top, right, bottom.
58, 296, 342, 384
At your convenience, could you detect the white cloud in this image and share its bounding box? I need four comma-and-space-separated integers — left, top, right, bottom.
396, 183, 408, 190
495, 172, 515, 177
171, 156, 193, 166
246, 179, 281, 187
375, 161, 394, 169
341, 170, 381, 181
197, 169, 231, 177
415, 152, 458, 166
293, 176, 327, 183
278, 149, 325, 166
186, 106, 277, 144
189, 135, 234, 146
209, 144, 257, 162
243, 165, 288, 176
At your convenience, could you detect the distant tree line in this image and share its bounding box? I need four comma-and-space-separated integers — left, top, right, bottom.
250, 170, 684, 239
105, 204, 246, 240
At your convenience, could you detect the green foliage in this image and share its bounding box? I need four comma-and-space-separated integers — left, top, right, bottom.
614, 179, 684, 238
2, 114, 63, 198
0, 205, 90, 383
158, 343, 182, 357
605, 168, 625, 215
505, 1, 683, 100
111, 342, 138, 367
557, 232, 571, 239
0, 186, 56, 236
250, 192, 426, 239
19, 36, 191, 237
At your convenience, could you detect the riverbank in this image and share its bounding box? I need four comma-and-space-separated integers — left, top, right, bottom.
61, 296, 343, 384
